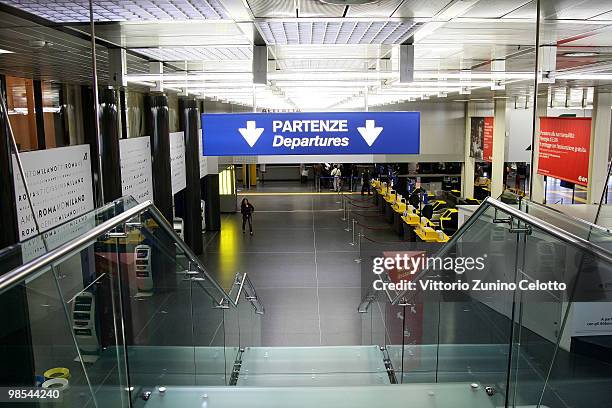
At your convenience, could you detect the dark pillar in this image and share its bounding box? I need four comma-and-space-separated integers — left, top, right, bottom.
145, 94, 173, 223
178, 97, 203, 254
0, 76, 36, 388
202, 174, 221, 231
33, 79, 45, 149
119, 89, 128, 140
99, 88, 122, 203
81, 85, 103, 205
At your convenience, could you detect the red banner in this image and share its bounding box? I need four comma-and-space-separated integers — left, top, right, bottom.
483, 117, 494, 162
537, 117, 591, 186
470, 117, 494, 162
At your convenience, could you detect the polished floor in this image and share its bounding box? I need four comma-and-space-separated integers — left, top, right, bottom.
199, 182, 399, 347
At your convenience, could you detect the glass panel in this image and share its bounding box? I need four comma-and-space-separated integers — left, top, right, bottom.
511, 220, 612, 408
122, 207, 231, 395
52, 242, 129, 407
192, 279, 228, 386
119, 209, 196, 397
0, 239, 128, 407
0, 197, 139, 275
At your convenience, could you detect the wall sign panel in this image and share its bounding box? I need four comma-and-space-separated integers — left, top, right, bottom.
119, 136, 154, 204
470, 116, 494, 162
202, 112, 420, 156
170, 131, 187, 194
13, 144, 94, 241
537, 117, 591, 186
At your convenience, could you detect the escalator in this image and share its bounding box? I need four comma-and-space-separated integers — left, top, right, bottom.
1, 196, 611, 407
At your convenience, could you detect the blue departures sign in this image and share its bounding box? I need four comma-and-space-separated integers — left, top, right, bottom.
201, 112, 420, 156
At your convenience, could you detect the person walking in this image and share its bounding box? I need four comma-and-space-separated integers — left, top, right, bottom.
331, 165, 342, 192
361, 169, 371, 195
241, 198, 255, 235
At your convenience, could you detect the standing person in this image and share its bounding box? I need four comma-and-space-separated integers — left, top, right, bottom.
241, 198, 255, 235
331, 165, 342, 192
300, 164, 309, 184
350, 164, 358, 191
361, 169, 371, 195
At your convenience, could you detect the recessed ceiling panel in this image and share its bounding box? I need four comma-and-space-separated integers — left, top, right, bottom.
132, 46, 252, 61
0, 0, 228, 23
299, 0, 345, 17
257, 20, 417, 44
246, 0, 295, 18
345, 0, 403, 18
539, 0, 612, 20
393, 0, 455, 18
92, 22, 250, 47
462, 0, 532, 18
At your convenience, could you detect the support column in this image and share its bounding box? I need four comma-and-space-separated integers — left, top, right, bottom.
202, 156, 221, 231
587, 91, 612, 204
491, 98, 507, 199
145, 94, 173, 222
99, 88, 122, 203
529, 95, 548, 203
33, 79, 45, 149
462, 102, 475, 198
178, 97, 203, 254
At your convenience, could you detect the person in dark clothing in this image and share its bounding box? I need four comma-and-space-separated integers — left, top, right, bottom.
241, 198, 254, 235
361, 169, 371, 195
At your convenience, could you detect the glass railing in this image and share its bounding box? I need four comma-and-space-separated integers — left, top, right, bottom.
358, 196, 612, 407
0, 197, 264, 408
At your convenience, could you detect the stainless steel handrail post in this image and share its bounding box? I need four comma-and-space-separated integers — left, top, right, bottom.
354, 232, 362, 263
344, 208, 351, 232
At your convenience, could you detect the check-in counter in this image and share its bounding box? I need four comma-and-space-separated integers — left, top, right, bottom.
391, 199, 407, 236
383, 190, 398, 223
414, 219, 449, 243
400, 207, 420, 242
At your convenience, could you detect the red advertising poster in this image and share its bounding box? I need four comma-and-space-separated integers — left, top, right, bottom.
470, 116, 494, 162
483, 117, 494, 162
537, 117, 591, 186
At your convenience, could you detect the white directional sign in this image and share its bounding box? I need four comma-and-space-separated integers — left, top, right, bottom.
357, 120, 384, 147
239, 121, 264, 147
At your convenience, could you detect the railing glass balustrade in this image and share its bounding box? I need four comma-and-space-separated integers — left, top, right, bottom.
3, 194, 612, 407
359, 197, 612, 407
0, 197, 263, 408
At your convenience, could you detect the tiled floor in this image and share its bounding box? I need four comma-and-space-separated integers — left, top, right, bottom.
199, 185, 399, 347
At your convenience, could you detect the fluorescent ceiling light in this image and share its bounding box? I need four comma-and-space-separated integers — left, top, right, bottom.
563, 52, 598, 58
557, 73, 612, 80
0, 48, 14, 54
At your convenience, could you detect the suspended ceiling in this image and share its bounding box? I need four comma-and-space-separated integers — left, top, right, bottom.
0, 0, 611, 110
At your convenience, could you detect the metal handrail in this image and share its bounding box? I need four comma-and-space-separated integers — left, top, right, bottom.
486, 197, 612, 264
0, 200, 151, 292
384, 196, 612, 305
521, 197, 612, 234
231, 272, 265, 314
0, 200, 238, 310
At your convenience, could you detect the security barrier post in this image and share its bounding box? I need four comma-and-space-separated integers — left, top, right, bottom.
354, 232, 362, 263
